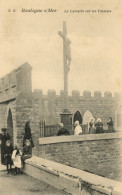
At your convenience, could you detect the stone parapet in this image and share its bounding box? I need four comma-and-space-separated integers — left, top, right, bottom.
47, 90, 56, 99
38, 133, 122, 182
83, 90, 91, 98
23, 156, 122, 195
39, 132, 122, 145
94, 91, 102, 99
32, 90, 121, 100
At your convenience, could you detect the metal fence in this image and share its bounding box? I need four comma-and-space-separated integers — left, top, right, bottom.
39, 121, 89, 137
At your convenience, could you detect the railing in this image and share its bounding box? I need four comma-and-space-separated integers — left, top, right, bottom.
39, 121, 89, 137
39, 121, 116, 138
43, 125, 60, 137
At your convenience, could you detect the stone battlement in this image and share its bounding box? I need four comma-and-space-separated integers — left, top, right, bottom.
33, 89, 121, 100
0, 62, 121, 103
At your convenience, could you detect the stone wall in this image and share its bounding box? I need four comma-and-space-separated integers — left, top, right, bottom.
24, 156, 122, 195
38, 133, 122, 182
0, 100, 16, 142
0, 62, 33, 145
33, 89, 121, 129
0, 62, 121, 148
16, 91, 40, 152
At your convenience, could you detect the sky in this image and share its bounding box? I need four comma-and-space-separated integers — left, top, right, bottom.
0, 0, 122, 95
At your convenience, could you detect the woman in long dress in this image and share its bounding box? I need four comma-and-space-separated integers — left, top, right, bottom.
74, 120, 82, 135
89, 118, 95, 134
23, 121, 34, 148
95, 118, 104, 134
0, 128, 10, 165
107, 117, 114, 132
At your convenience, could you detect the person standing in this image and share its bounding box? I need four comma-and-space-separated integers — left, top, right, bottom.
74, 120, 82, 135
23, 121, 34, 148
89, 118, 95, 134
0, 128, 11, 165
12, 143, 22, 174
107, 117, 114, 132
95, 118, 104, 133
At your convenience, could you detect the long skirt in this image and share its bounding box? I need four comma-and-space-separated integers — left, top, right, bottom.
108, 126, 114, 133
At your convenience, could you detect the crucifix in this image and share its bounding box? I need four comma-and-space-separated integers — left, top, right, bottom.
58, 22, 73, 129
58, 21, 71, 111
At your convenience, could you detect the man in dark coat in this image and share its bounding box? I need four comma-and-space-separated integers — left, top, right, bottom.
0, 128, 11, 165
57, 123, 70, 136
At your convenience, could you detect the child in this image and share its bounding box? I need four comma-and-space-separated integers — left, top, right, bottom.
12, 143, 22, 174
4, 140, 13, 173
22, 139, 32, 163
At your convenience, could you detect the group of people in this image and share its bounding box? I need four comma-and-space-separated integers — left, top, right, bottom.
57, 117, 114, 136
0, 121, 34, 174
89, 117, 114, 134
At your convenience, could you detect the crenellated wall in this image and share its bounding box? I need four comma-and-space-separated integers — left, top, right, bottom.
32, 89, 121, 128
0, 62, 121, 148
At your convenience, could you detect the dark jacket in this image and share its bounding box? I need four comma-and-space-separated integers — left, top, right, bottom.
57, 128, 70, 136
23, 145, 32, 155
23, 125, 34, 148
4, 145, 13, 164
95, 122, 104, 133
107, 120, 114, 132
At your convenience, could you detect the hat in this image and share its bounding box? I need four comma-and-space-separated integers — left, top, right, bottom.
26, 120, 30, 124
59, 123, 64, 128
97, 118, 102, 122
91, 118, 95, 122
1, 128, 7, 132
75, 120, 79, 125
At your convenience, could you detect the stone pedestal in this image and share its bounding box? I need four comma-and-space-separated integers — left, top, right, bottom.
60, 109, 73, 132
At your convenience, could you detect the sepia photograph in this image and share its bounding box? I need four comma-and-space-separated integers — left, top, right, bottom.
0, 0, 122, 194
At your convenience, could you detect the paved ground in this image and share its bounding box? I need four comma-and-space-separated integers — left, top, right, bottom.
0, 165, 69, 195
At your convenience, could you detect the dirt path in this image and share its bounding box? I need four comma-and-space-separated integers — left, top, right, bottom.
0, 171, 69, 195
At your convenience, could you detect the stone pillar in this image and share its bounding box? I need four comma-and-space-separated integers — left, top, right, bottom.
60, 111, 73, 132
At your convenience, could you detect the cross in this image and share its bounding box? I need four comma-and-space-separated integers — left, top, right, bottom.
58, 21, 71, 111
